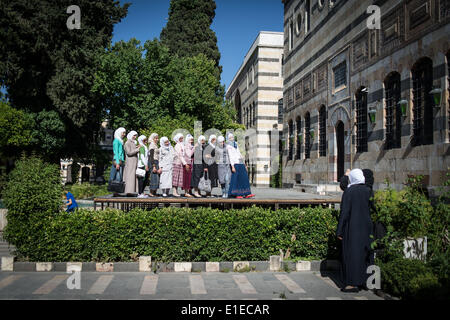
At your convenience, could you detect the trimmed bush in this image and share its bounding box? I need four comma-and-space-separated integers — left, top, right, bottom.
378, 258, 446, 300
3, 155, 63, 255
10, 206, 339, 263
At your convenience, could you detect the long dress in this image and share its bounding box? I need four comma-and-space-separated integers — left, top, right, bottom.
183, 143, 194, 190
217, 145, 231, 187
159, 145, 174, 190
123, 140, 140, 194
227, 145, 252, 197
172, 143, 185, 188
336, 184, 374, 287
205, 145, 218, 189
191, 144, 206, 188
148, 142, 160, 191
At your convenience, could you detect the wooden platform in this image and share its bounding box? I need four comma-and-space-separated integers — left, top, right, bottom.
93, 196, 341, 211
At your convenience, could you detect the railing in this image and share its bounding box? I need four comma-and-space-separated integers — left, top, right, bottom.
93, 197, 341, 212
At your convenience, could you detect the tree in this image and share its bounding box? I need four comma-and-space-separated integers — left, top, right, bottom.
0, 101, 34, 154
160, 0, 222, 80
94, 39, 240, 134
0, 0, 129, 160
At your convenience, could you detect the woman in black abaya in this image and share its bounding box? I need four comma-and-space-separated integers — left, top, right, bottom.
336, 168, 374, 292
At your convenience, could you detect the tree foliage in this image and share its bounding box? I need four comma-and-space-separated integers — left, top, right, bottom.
0, 0, 129, 160
160, 0, 222, 80
93, 39, 241, 136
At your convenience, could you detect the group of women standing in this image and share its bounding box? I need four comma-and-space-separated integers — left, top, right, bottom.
110, 128, 254, 199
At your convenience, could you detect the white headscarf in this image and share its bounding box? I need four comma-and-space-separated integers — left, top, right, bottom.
138, 135, 147, 147
218, 136, 225, 144
185, 134, 194, 146
227, 133, 237, 149
208, 135, 217, 148
127, 131, 138, 141
160, 137, 170, 149
173, 133, 183, 144
149, 133, 158, 143
198, 135, 206, 145
348, 169, 366, 188
114, 127, 126, 144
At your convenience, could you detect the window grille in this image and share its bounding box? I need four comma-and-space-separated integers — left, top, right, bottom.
305, 113, 311, 159
356, 89, 368, 153
385, 73, 402, 149
319, 106, 327, 157
412, 58, 433, 146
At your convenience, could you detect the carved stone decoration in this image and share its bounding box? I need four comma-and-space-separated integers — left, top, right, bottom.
294, 80, 302, 105
353, 33, 369, 71
317, 63, 328, 91
381, 6, 405, 56
303, 74, 312, 99
440, 0, 450, 21
406, 0, 433, 40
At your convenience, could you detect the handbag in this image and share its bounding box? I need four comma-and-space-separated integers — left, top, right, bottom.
198, 171, 212, 193
136, 167, 146, 178
107, 180, 125, 193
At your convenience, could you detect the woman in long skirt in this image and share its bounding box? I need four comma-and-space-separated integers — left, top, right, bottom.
110, 127, 126, 182
172, 133, 185, 197
137, 135, 149, 198
183, 134, 195, 197
123, 131, 140, 194
159, 137, 174, 197
148, 133, 160, 197
191, 136, 207, 198
205, 135, 219, 197
336, 169, 374, 293
226, 133, 255, 199
217, 136, 231, 198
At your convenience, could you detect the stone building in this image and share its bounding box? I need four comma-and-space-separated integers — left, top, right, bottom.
281, 0, 449, 193
226, 31, 284, 187
60, 120, 114, 184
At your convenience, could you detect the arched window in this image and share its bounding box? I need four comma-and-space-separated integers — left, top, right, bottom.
305, 112, 311, 159
245, 107, 248, 128
305, 0, 311, 34
235, 91, 242, 124
447, 51, 450, 141
253, 103, 257, 127
385, 72, 402, 149
296, 117, 302, 160
288, 120, 294, 160
356, 87, 368, 153
412, 57, 433, 146
289, 19, 294, 51
319, 105, 327, 157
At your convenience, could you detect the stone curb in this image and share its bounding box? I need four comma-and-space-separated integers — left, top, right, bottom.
1, 258, 340, 273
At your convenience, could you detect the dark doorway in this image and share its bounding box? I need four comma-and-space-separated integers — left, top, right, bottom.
336, 121, 345, 182
81, 167, 90, 183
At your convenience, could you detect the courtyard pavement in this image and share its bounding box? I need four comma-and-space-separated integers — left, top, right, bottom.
0, 271, 382, 300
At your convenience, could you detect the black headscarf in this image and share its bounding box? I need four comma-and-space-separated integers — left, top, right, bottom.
362, 169, 374, 189
339, 175, 350, 191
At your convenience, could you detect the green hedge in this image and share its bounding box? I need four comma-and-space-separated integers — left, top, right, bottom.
377, 258, 448, 300
10, 206, 339, 263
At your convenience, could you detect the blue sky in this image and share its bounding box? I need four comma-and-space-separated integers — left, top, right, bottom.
112, 0, 284, 90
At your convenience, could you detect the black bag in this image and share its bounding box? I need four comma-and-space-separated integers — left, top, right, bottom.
107, 180, 125, 193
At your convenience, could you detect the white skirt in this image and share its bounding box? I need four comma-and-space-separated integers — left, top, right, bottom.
160, 169, 173, 189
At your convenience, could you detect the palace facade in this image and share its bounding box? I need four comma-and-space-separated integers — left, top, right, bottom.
281, 0, 450, 193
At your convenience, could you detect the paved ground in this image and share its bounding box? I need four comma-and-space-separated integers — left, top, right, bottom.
0, 271, 382, 300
